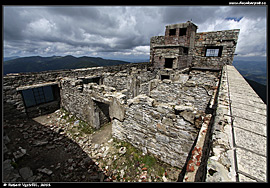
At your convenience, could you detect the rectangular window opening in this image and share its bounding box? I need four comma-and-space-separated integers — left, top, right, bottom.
169, 29, 176, 36
83, 77, 100, 85
164, 58, 174, 68
179, 28, 187, 36
161, 75, 170, 80
22, 85, 55, 108
205, 46, 223, 57
183, 47, 189, 55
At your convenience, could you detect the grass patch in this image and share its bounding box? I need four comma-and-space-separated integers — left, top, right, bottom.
60, 108, 95, 136
112, 138, 171, 178
78, 120, 94, 134
142, 155, 157, 168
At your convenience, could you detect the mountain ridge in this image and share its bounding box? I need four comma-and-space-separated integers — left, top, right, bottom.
3, 55, 130, 75
232, 60, 266, 86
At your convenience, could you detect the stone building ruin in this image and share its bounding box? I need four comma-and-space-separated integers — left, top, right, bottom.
150, 21, 239, 70
3, 22, 267, 182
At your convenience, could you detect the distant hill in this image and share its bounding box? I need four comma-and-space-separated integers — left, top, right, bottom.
232, 60, 267, 104
245, 78, 266, 104
232, 60, 267, 85
3, 55, 130, 75
3, 56, 20, 62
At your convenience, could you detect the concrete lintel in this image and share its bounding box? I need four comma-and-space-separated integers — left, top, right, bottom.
16, 81, 58, 91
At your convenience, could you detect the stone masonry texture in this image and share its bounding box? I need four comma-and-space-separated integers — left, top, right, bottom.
3, 21, 266, 182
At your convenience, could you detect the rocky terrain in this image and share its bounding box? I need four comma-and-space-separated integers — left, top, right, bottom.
3, 108, 180, 182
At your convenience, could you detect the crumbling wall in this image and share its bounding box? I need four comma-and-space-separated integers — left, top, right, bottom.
150, 22, 239, 70
112, 94, 200, 168
205, 66, 236, 182
111, 68, 221, 170
102, 68, 156, 99
164, 22, 197, 47
60, 77, 121, 129
150, 70, 219, 112
3, 67, 103, 118
3, 63, 150, 119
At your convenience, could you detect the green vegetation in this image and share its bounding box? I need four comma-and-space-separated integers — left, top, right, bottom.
110, 138, 175, 180
57, 108, 179, 182
60, 108, 95, 138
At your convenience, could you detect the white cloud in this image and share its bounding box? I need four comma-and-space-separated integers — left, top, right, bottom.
132, 46, 150, 55
197, 16, 266, 57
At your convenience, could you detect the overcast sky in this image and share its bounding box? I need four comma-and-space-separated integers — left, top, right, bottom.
3, 6, 267, 61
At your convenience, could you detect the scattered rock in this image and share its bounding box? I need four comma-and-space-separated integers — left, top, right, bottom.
162, 175, 168, 182
81, 157, 93, 167
94, 144, 100, 149
46, 145, 56, 150
32, 140, 48, 146
37, 168, 53, 176
140, 171, 147, 180
120, 169, 125, 178
119, 147, 126, 155
99, 172, 105, 182
19, 167, 33, 180
13, 147, 26, 159
3, 160, 21, 182
3, 135, 10, 144
73, 120, 79, 126
4, 109, 181, 182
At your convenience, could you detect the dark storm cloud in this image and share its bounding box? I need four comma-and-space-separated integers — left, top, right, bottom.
224, 6, 267, 19
3, 6, 163, 57
161, 6, 221, 24
161, 6, 266, 25
3, 6, 267, 58
4, 7, 27, 40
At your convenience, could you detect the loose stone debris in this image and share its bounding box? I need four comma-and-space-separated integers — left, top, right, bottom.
3, 109, 180, 182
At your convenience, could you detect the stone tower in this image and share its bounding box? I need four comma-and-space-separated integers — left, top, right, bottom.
150, 21, 198, 69
150, 21, 240, 70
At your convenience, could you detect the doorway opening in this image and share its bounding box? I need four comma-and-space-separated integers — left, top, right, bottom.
94, 100, 110, 128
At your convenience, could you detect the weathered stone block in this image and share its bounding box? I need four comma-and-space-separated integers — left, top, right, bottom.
155, 133, 170, 144
180, 111, 195, 124
109, 97, 125, 122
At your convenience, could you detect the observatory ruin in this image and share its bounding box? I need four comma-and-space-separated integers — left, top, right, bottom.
4, 22, 266, 182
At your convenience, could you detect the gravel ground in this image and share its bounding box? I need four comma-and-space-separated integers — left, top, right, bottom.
3, 109, 181, 182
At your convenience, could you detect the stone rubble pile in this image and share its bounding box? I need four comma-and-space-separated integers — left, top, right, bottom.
3, 109, 180, 182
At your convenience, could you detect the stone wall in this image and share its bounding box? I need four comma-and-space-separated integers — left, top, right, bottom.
112, 94, 200, 168
111, 69, 221, 169
192, 29, 240, 69
150, 21, 239, 70
164, 22, 197, 47
150, 69, 220, 112
205, 66, 236, 182
102, 68, 157, 99
205, 65, 267, 182
3, 62, 150, 119
60, 77, 126, 129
